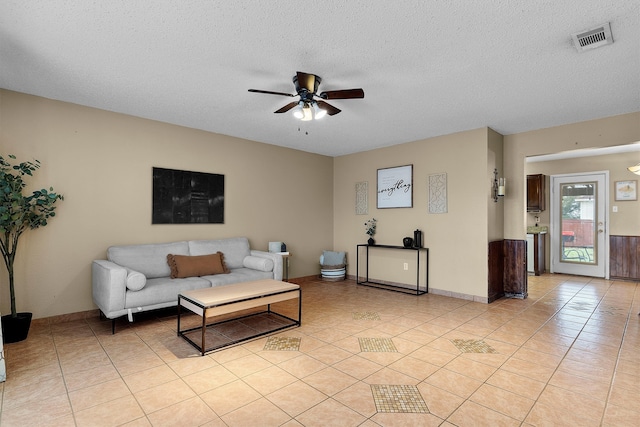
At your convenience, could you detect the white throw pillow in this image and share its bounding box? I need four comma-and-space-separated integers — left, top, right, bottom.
125, 268, 147, 291
243, 256, 274, 272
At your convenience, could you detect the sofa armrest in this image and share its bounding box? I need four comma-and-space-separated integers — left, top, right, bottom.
92, 260, 127, 318
250, 250, 283, 281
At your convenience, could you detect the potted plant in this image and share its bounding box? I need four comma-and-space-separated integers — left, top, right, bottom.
365, 218, 377, 245
0, 155, 63, 343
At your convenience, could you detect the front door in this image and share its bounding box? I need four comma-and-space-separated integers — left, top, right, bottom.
550, 172, 608, 278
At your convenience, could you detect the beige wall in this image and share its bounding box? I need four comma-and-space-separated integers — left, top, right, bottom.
334, 128, 494, 301
487, 128, 505, 241
503, 112, 640, 239
0, 90, 334, 318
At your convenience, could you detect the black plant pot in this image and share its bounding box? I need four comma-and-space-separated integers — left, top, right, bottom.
367, 237, 375, 245
403, 237, 413, 248
2, 312, 33, 343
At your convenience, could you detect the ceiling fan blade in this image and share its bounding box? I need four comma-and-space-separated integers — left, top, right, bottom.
274, 102, 298, 113
319, 88, 365, 99
248, 89, 295, 97
296, 71, 317, 92
316, 100, 341, 116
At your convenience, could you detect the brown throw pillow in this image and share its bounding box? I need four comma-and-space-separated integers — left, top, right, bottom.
166, 252, 230, 278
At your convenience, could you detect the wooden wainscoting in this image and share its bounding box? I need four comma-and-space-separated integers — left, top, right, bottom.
488, 241, 504, 303
610, 235, 640, 280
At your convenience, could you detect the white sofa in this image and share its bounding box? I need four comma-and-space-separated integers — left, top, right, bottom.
92, 237, 283, 332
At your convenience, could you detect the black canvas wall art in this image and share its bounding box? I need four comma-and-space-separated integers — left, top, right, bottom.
152, 167, 224, 224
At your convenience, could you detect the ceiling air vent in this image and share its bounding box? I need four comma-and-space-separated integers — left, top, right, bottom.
571, 22, 613, 52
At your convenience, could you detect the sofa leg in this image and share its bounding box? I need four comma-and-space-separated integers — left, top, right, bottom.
99, 311, 117, 334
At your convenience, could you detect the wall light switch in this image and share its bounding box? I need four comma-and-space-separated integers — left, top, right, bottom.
612, 206, 618, 212
403, 263, 409, 270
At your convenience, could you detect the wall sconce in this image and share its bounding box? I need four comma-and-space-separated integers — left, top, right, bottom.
628, 163, 640, 175
493, 168, 505, 202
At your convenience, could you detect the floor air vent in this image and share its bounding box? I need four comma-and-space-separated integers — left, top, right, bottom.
572, 22, 613, 52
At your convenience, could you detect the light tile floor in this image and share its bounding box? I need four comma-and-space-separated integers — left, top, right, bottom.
1, 274, 639, 426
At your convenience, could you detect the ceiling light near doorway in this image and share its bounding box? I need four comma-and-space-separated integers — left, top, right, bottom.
627, 163, 640, 175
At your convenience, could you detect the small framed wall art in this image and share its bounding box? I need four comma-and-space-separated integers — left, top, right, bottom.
377, 164, 413, 208
615, 180, 637, 201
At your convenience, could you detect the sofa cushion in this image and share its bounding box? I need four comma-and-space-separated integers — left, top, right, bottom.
108, 241, 189, 279
125, 268, 147, 291
188, 237, 251, 270
204, 268, 273, 287
243, 255, 274, 272
125, 276, 211, 308
167, 252, 229, 278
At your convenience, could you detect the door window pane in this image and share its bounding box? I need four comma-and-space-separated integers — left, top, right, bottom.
560, 183, 596, 264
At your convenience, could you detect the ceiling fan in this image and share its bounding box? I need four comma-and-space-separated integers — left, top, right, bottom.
248, 71, 364, 120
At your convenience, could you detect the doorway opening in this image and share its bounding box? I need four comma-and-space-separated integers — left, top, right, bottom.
550, 172, 608, 278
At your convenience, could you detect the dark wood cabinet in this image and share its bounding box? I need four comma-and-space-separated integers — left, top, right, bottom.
527, 174, 546, 212
610, 235, 640, 280
503, 239, 528, 298
530, 233, 546, 276
488, 239, 528, 301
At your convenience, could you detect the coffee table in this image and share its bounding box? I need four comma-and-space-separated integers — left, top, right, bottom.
177, 279, 301, 355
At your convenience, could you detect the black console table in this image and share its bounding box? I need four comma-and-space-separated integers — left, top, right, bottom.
356, 244, 429, 295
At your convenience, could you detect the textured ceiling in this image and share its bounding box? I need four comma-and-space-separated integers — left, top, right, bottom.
1, 1, 638, 157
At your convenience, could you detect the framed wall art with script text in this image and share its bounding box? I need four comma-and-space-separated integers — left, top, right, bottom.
377, 164, 413, 208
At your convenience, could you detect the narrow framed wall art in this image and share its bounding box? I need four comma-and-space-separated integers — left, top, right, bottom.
355, 181, 368, 215
428, 172, 447, 214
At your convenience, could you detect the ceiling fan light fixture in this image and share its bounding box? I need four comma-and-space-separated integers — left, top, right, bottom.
313, 102, 327, 119
292, 101, 305, 119
300, 102, 313, 121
